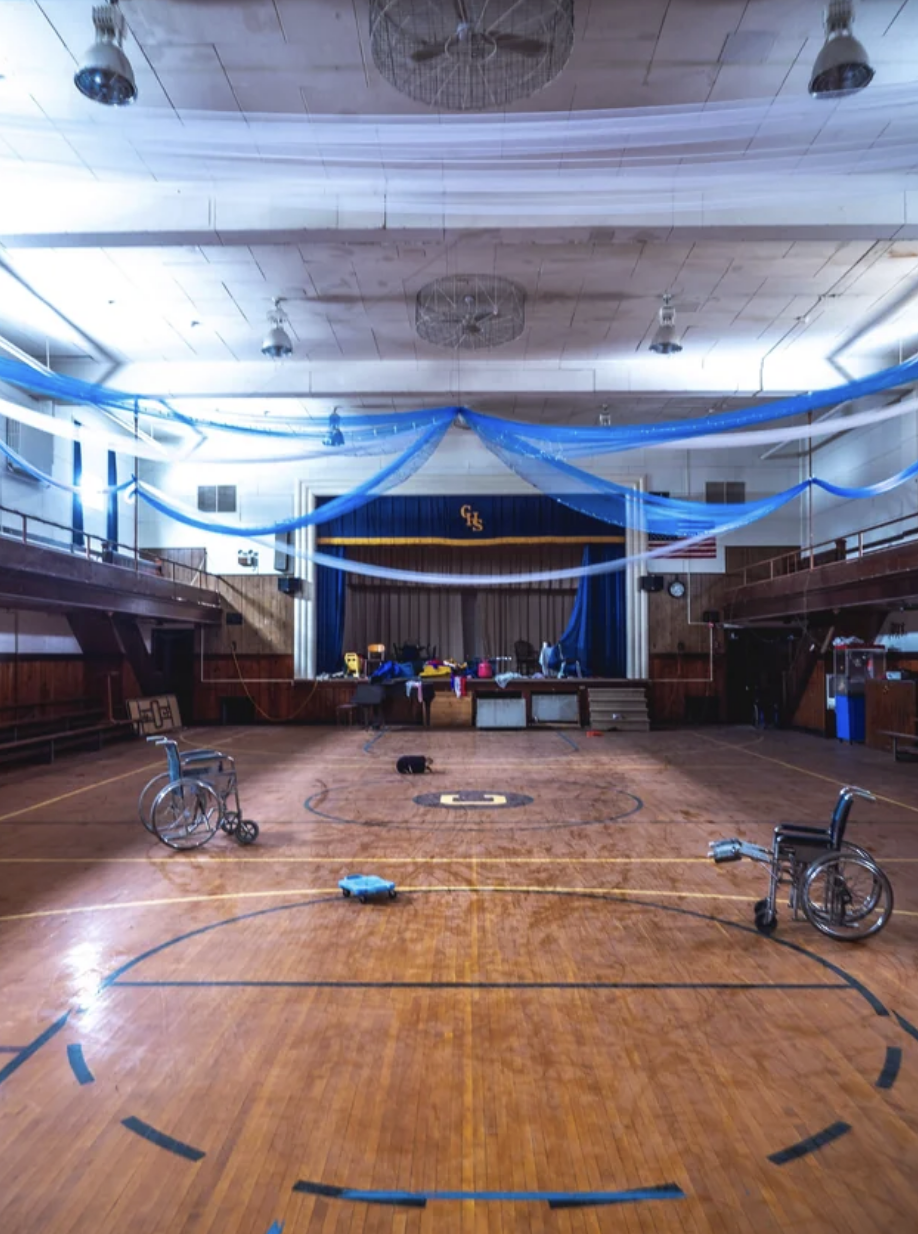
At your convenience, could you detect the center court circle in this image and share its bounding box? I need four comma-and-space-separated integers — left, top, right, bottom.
304, 779, 643, 829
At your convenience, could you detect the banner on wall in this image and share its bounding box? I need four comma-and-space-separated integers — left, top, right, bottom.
315, 494, 625, 545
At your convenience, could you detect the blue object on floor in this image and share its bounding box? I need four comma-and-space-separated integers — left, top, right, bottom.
339, 874, 397, 903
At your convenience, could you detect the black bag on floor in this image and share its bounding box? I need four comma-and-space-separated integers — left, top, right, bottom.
397, 755, 433, 775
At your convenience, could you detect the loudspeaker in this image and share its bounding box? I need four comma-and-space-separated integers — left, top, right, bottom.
277, 576, 301, 595
702, 609, 721, 624
274, 530, 294, 574
639, 575, 664, 592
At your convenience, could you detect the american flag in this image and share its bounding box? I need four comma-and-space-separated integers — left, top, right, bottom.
648, 532, 718, 559
647, 492, 717, 558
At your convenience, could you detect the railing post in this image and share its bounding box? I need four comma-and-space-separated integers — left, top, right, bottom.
857, 531, 864, 557
21, 515, 27, 545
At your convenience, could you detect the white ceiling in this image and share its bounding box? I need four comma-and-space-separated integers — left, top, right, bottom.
2, 0, 917, 116
0, 0, 916, 418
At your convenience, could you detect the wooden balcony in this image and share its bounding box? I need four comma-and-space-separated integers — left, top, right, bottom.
0, 510, 223, 625
726, 516, 918, 622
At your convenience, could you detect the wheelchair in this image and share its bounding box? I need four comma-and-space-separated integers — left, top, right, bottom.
709, 785, 893, 941
139, 736, 259, 850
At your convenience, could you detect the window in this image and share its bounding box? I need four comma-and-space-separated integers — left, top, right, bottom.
197, 485, 237, 513
705, 480, 745, 504
5, 416, 53, 483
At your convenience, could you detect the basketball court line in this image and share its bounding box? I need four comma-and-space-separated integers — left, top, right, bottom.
2, 884, 916, 924
1, 855, 915, 864
0, 761, 163, 822
692, 731, 918, 815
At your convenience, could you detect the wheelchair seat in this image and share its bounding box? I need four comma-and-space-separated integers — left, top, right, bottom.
774, 784, 871, 853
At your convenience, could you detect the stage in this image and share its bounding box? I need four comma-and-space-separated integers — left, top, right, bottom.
331, 676, 648, 729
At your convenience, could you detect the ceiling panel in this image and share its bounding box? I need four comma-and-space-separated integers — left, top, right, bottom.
0, 0, 906, 116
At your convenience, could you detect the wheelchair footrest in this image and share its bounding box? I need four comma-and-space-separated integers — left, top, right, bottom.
709, 838, 771, 864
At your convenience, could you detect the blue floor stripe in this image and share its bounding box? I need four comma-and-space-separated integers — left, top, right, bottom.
877, 1045, 902, 1090
0, 1013, 69, 1089
122, 1116, 205, 1162
768, 1121, 851, 1165
293, 1180, 684, 1208
265, 1223, 284, 1234
894, 1010, 918, 1043
67, 1043, 94, 1085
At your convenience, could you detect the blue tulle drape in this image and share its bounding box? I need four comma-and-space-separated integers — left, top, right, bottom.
71, 437, 84, 550
316, 545, 347, 675
106, 451, 118, 546
558, 545, 626, 676
2, 353, 918, 584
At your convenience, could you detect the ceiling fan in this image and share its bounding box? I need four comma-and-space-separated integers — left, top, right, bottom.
439, 294, 501, 338
410, 0, 549, 64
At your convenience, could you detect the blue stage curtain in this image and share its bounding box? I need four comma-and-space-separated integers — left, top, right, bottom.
72, 437, 84, 550
316, 545, 347, 675
106, 450, 118, 546
558, 544, 626, 677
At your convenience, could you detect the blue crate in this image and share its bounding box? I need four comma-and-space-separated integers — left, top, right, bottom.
338, 874, 397, 903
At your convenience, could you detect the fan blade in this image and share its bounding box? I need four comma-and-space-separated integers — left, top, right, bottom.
410, 43, 447, 63
492, 34, 548, 56
473, 310, 497, 323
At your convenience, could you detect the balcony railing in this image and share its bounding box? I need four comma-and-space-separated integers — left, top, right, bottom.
0, 503, 216, 592
727, 510, 918, 589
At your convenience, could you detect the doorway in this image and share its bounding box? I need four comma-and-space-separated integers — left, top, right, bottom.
151, 627, 195, 725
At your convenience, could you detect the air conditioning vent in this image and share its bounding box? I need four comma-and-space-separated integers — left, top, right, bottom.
705, 480, 745, 504
197, 484, 237, 513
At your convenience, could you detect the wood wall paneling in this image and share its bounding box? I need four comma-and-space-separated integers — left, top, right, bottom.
207, 575, 295, 656
0, 655, 88, 712
791, 661, 828, 734
866, 678, 916, 750
647, 653, 726, 725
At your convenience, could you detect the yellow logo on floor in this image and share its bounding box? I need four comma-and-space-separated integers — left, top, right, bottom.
440, 792, 507, 807
413, 790, 533, 810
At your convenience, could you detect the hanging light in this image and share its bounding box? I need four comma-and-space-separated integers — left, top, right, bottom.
649, 294, 683, 355
261, 297, 293, 359
74, 0, 137, 106
323, 409, 345, 448
809, 0, 874, 98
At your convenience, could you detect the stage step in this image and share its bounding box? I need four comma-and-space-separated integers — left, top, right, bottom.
429, 692, 473, 728
588, 686, 650, 732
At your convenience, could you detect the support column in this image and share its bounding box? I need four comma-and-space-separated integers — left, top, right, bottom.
293, 484, 316, 680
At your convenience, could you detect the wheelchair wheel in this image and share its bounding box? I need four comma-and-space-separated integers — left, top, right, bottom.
801, 851, 893, 941
139, 772, 171, 832
754, 906, 777, 935
151, 779, 221, 850
235, 819, 259, 846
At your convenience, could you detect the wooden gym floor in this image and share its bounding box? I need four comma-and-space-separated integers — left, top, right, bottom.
0, 725, 917, 1234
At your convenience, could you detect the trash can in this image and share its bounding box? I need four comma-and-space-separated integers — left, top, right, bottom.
835, 693, 865, 743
